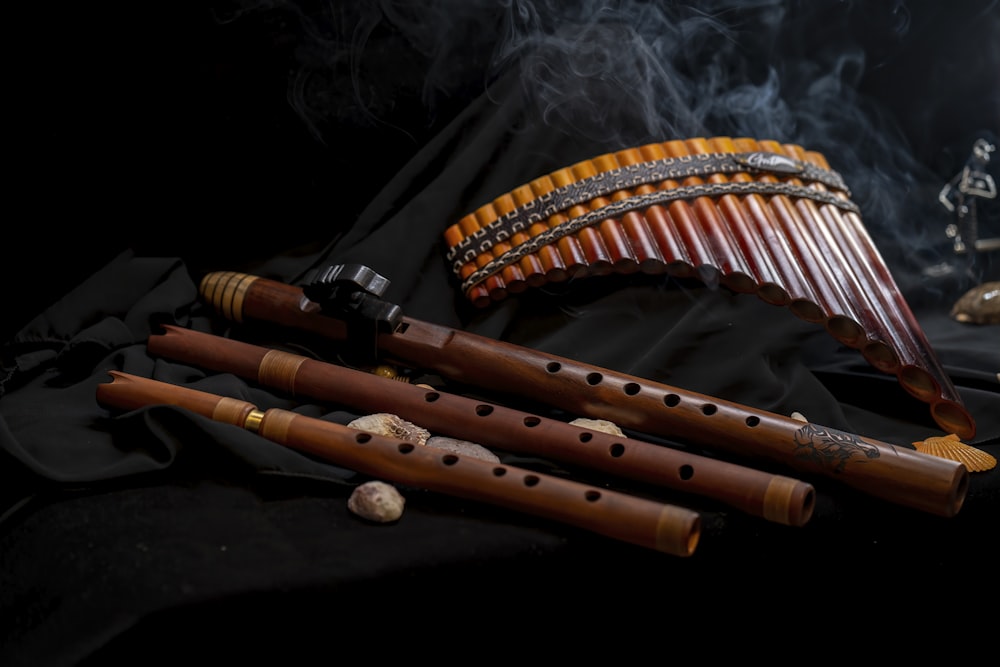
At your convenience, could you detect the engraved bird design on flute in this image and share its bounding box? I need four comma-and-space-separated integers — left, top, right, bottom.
793, 423, 881, 472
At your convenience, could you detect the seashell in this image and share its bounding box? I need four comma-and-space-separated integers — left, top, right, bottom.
348, 480, 406, 523
570, 417, 626, 437
347, 413, 430, 445
790, 411, 808, 422
426, 436, 501, 463
912, 433, 997, 472
950, 281, 1000, 324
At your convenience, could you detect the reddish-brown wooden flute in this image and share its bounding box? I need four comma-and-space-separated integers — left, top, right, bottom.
148, 325, 817, 527
96, 371, 701, 556
198, 271, 970, 518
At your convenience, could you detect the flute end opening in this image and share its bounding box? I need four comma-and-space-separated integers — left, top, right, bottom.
945, 464, 970, 518
928, 400, 977, 442
763, 477, 816, 527
655, 506, 701, 557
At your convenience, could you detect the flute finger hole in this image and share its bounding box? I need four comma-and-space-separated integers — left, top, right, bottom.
586, 372, 603, 385
397, 443, 415, 453
702, 404, 718, 415
475, 405, 494, 416
442, 454, 459, 466
609, 443, 625, 458
584, 490, 601, 502
679, 464, 694, 480
523, 416, 541, 427
424, 392, 441, 403
523, 475, 540, 487
578, 432, 592, 442
546, 362, 561, 373
745, 415, 760, 427
623, 382, 640, 395
356, 433, 372, 443
492, 467, 507, 477
663, 394, 680, 407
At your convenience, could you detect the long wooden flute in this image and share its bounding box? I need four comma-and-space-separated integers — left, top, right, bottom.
198, 270, 970, 518
148, 325, 816, 526
96, 371, 701, 556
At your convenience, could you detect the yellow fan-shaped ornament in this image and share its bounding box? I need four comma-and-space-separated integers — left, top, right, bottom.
912, 433, 997, 472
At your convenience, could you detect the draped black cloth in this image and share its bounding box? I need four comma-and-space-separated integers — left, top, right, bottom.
4, 1, 999, 663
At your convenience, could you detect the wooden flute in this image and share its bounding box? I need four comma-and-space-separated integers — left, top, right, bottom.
148, 325, 817, 527
96, 371, 701, 557
198, 270, 970, 518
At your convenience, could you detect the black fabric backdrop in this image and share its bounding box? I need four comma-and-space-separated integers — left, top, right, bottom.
4, 1, 1000, 663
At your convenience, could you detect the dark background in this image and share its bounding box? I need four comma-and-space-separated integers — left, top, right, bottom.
7, 0, 999, 342
3, 3, 999, 661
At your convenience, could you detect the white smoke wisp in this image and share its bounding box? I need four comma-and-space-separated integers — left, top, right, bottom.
213, 0, 999, 289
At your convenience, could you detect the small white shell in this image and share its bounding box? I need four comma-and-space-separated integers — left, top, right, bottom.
347, 413, 430, 445
570, 417, 626, 437
426, 436, 501, 463
348, 481, 406, 523
790, 411, 808, 422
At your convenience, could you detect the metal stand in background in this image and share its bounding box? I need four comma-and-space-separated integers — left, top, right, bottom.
932, 138, 1000, 325
939, 138, 998, 264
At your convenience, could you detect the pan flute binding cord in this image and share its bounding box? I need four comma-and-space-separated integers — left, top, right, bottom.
442, 136, 976, 440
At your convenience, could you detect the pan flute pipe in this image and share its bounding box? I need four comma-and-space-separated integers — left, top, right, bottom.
96, 371, 701, 557
197, 271, 969, 518
442, 136, 975, 440
148, 325, 817, 527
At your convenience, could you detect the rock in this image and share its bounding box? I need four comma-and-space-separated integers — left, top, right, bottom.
347, 481, 406, 523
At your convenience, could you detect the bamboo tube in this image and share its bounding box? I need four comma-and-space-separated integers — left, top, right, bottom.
442, 223, 492, 306
635, 142, 697, 278
734, 138, 868, 347
781, 144, 970, 435
593, 151, 666, 272
669, 138, 757, 294
573, 155, 640, 273
703, 136, 791, 306
455, 210, 508, 304
549, 165, 615, 276
755, 139, 894, 363
502, 183, 570, 286
97, 371, 702, 556
613, 146, 669, 274
729, 137, 827, 321
525, 175, 590, 280
477, 196, 529, 294
657, 139, 752, 292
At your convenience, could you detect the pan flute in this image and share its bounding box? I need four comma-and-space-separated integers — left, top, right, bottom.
443, 136, 975, 439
